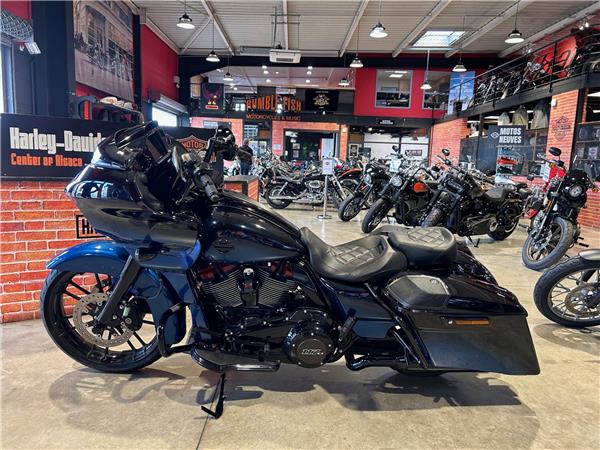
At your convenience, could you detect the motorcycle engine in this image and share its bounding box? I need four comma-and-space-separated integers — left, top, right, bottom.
308, 180, 323, 190
283, 322, 334, 368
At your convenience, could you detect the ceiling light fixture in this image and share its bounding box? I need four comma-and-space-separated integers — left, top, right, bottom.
206, 19, 220, 62
505, 1, 524, 44
339, 77, 350, 87
307, 70, 312, 75
177, 0, 195, 29
421, 50, 431, 90
351, 20, 364, 68
308, 65, 313, 70
306, 79, 310, 83
370, 0, 388, 38
453, 16, 467, 72
266, 78, 272, 83
263, 70, 269, 74
350, 57, 363, 68
223, 72, 234, 82
262, 65, 267, 69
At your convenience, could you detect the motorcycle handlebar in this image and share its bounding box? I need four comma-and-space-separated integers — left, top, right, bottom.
194, 171, 220, 202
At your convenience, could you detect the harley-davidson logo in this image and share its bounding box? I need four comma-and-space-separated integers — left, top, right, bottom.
313, 94, 330, 108
551, 116, 571, 140
177, 135, 207, 151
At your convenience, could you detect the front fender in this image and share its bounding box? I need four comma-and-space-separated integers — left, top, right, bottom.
47, 240, 186, 346
580, 249, 600, 261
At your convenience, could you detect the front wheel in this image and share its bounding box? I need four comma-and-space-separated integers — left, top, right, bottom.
41, 269, 161, 373
265, 185, 292, 209
361, 198, 391, 233
533, 256, 600, 327
421, 207, 445, 228
338, 193, 364, 221
522, 217, 575, 271
331, 185, 354, 209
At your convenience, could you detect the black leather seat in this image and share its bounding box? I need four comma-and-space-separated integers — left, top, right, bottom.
484, 186, 508, 203
385, 227, 458, 267
300, 228, 407, 283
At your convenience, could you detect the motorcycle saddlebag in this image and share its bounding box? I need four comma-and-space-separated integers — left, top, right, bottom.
384, 274, 540, 375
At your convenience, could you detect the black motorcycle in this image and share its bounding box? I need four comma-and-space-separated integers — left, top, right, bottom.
361, 166, 438, 233
338, 160, 390, 222
522, 147, 599, 270
421, 149, 528, 240
40, 122, 539, 419
265, 167, 353, 210
533, 250, 600, 327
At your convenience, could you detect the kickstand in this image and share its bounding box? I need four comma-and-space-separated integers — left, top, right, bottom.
467, 236, 480, 248
202, 373, 226, 419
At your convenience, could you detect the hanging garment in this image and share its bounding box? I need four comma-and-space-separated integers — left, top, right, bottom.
512, 105, 529, 129
531, 100, 550, 129
498, 112, 511, 125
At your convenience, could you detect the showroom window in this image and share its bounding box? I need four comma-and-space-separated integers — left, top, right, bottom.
152, 106, 178, 127
0, 40, 15, 113
423, 71, 451, 109
375, 70, 412, 108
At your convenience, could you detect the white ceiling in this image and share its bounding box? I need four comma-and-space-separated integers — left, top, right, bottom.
131, 0, 600, 57
203, 66, 353, 92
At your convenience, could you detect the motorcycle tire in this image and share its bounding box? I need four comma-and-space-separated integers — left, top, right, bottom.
488, 216, 520, 241
421, 207, 444, 228
338, 193, 364, 221
331, 185, 354, 210
522, 217, 575, 271
533, 256, 600, 328
361, 198, 390, 233
41, 269, 161, 373
265, 185, 292, 209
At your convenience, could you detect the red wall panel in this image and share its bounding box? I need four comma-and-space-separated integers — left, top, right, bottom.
141, 25, 179, 101
1, 0, 31, 20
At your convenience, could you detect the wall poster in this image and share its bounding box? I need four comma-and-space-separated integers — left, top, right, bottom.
73, 0, 134, 100
447, 71, 475, 114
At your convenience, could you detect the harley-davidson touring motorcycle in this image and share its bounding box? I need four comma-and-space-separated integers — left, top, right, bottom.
522, 147, 599, 271
533, 249, 600, 328
41, 123, 539, 418
421, 149, 529, 241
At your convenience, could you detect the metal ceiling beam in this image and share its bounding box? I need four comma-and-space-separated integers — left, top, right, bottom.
181, 18, 211, 54
498, 1, 600, 57
445, 0, 537, 57
200, 0, 234, 54
138, 8, 180, 54
392, 0, 452, 57
338, 0, 370, 57
282, 0, 289, 50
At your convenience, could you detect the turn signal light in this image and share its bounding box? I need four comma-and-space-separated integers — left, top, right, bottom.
453, 319, 490, 326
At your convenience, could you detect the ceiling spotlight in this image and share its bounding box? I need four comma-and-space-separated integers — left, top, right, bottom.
275, 71, 280, 74
263, 70, 269, 74
389, 72, 404, 78
266, 78, 272, 83
370, 22, 387, 38
338, 77, 350, 87
307, 70, 312, 75
177, 13, 195, 29
308, 65, 313, 70
206, 50, 220, 62
452, 59, 467, 73
350, 57, 363, 68
233, 86, 238, 91
262, 65, 267, 69
305, 79, 310, 83
585, 19, 590, 28
223, 71, 234, 82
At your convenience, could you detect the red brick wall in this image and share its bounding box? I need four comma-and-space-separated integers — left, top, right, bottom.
1, 181, 80, 323
547, 90, 578, 162
190, 117, 244, 144
429, 118, 470, 164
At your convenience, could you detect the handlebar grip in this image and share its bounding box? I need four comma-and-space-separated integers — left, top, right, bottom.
197, 173, 220, 202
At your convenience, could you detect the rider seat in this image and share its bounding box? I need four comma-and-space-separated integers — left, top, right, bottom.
385, 227, 458, 267
299, 228, 407, 283
484, 186, 508, 203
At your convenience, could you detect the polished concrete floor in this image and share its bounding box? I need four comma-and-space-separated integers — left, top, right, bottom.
2, 204, 599, 449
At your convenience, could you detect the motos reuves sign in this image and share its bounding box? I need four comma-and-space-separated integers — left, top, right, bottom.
1, 114, 216, 179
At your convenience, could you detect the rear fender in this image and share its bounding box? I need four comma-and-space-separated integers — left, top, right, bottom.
47, 240, 186, 346
580, 249, 600, 261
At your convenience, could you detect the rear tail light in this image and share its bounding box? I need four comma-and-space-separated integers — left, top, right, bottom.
412, 181, 429, 193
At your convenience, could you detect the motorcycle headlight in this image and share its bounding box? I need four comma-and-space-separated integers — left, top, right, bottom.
390, 175, 402, 187
364, 174, 372, 184
566, 184, 585, 199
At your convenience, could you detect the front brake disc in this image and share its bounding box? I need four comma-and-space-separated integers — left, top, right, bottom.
73, 293, 133, 347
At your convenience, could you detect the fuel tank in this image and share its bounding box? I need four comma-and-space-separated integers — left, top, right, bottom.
201, 190, 306, 263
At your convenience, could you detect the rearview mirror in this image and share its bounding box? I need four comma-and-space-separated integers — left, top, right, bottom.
442, 148, 450, 156
549, 147, 561, 157
392, 145, 399, 151
527, 173, 535, 181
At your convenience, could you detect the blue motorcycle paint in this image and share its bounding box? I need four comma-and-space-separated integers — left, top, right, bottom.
47, 240, 186, 345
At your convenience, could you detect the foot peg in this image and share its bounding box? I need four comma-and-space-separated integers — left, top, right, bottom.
202, 373, 226, 419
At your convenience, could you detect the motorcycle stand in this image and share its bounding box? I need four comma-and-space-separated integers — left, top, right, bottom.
201, 372, 226, 419
466, 236, 480, 248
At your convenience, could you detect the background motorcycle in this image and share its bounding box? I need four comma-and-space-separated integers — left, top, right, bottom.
533, 250, 600, 327
265, 165, 353, 209
40, 122, 539, 419
421, 149, 527, 240
361, 165, 438, 233
522, 147, 600, 270
338, 160, 390, 222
